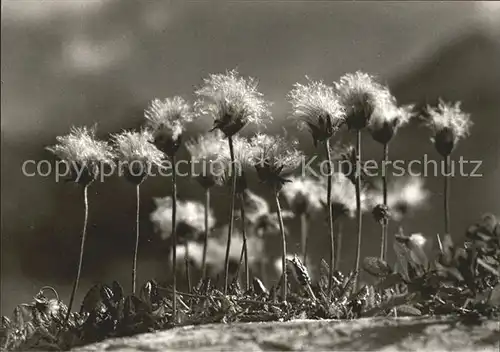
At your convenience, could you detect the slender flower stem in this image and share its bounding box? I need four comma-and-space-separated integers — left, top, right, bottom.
64, 184, 89, 325
223, 136, 237, 294
201, 187, 210, 279
184, 241, 192, 292
335, 220, 343, 270
171, 155, 178, 321
444, 154, 450, 235
300, 213, 308, 264
381, 142, 389, 261
235, 193, 250, 291
274, 190, 287, 302
354, 130, 363, 286
324, 139, 335, 294
380, 222, 386, 261
132, 184, 141, 294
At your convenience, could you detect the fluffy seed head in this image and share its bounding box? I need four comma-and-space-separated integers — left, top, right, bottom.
195, 69, 271, 137
409, 233, 427, 248
176, 226, 264, 274
47, 126, 114, 165
151, 196, 216, 241
145, 96, 195, 156
186, 131, 226, 188
281, 176, 324, 215
111, 130, 164, 184
47, 125, 115, 185
335, 71, 391, 130
369, 96, 414, 144
424, 99, 472, 156
249, 133, 304, 190
288, 77, 345, 145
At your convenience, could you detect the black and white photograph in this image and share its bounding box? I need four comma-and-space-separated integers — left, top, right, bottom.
1, 1, 499, 351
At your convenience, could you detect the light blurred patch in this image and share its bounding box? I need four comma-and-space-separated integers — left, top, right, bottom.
1, 0, 108, 25
475, 2, 500, 32
141, 2, 172, 32
60, 35, 131, 74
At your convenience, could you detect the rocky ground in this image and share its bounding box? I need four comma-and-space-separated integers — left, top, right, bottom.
74, 316, 499, 351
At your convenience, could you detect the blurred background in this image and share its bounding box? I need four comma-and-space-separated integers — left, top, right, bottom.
1, 1, 499, 314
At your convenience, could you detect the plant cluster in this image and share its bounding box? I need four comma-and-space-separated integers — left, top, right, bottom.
2, 69, 495, 351
2, 216, 498, 350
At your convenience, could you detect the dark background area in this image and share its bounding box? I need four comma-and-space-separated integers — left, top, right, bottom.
1, 1, 499, 314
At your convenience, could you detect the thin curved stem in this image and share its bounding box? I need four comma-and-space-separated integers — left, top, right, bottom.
325, 139, 335, 294
380, 223, 387, 261
132, 184, 140, 294
300, 213, 308, 264
444, 155, 450, 235
184, 242, 191, 292
235, 193, 249, 291
201, 187, 210, 279
64, 184, 89, 325
381, 142, 389, 261
274, 190, 287, 302
354, 130, 363, 287
171, 155, 178, 321
223, 136, 237, 294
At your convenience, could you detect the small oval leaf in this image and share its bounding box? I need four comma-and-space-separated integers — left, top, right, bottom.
362, 257, 392, 277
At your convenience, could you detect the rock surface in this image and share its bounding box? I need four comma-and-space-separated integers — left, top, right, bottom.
74, 316, 499, 351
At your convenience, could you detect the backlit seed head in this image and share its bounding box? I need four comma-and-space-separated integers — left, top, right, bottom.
424, 99, 472, 157
186, 131, 226, 189
281, 176, 324, 215
288, 77, 345, 146
335, 71, 391, 131
195, 70, 271, 137
369, 96, 414, 145
151, 197, 216, 241
111, 130, 164, 185
409, 233, 427, 248
47, 125, 115, 186
249, 133, 304, 191
178, 226, 263, 274
145, 97, 195, 157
